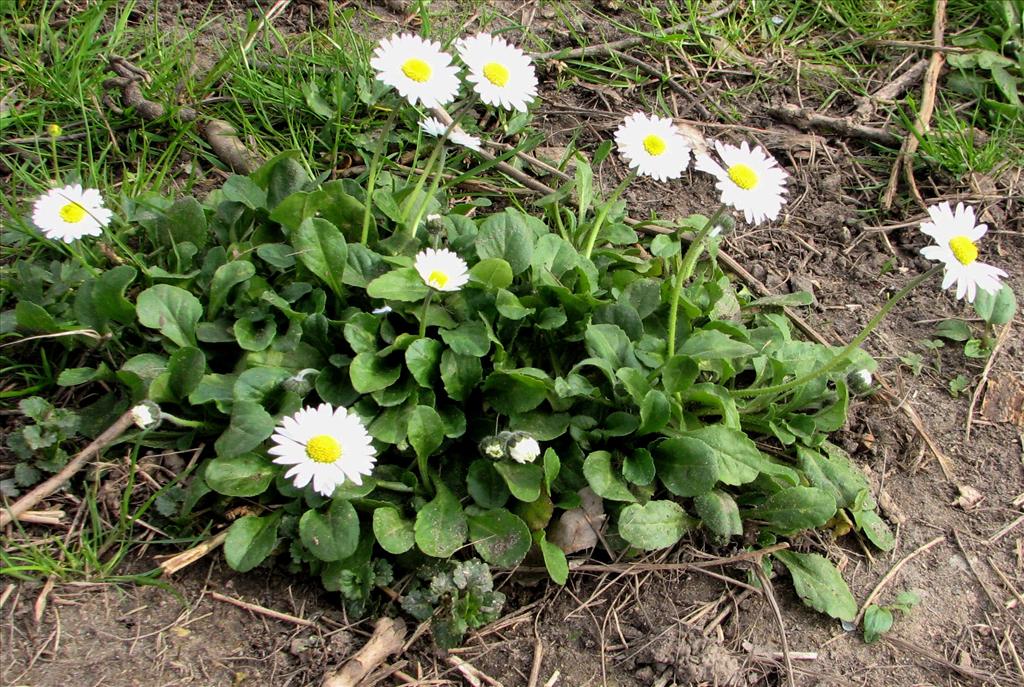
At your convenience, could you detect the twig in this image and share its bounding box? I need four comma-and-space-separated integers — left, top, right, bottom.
15, 509, 65, 525
742, 641, 818, 661
447, 656, 504, 687
854, 535, 944, 624
527, 638, 544, 687
322, 617, 407, 687
965, 322, 1011, 441
1, 410, 136, 528
881, 0, 947, 209
952, 529, 1002, 609
753, 564, 795, 687
609, 49, 709, 118
159, 530, 229, 576
534, 0, 740, 60
543, 671, 560, 687
209, 590, 314, 627
987, 513, 1024, 545
767, 104, 902, 146
884, 635, 1002, 684
853, 59, 929, 120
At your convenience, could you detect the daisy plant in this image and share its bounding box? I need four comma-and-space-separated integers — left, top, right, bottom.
456, 33, 538, 112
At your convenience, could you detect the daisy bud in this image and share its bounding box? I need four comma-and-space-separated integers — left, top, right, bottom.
130, 401, 161, 429
847, 369, 873, 396
479, 435, 506, 460
283, 368, 318, 396
507, 432, 541, 464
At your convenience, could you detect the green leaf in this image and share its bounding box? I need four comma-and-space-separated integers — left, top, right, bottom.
167, 346, 205, 398
622, 448, 654, 486
694, 490, 743, 538
469, 258, 513, 289
349, 352, 401, 393
92, 265, 138, 324
302, 81, 336, 119
637, 389, 670, 435
440, 321, 490, 357
414, 482, 468, 558
537, 531, 568, 585
584, 323, 637, 368
863, 605, 893, 644
299, 499, 360, 561
653, 437, 720, 497
222, 175, 267, 210
214, 401, 276, 459
618, 500, 694, 550
372, 506, 416, 554
495, 289, 534, 319
234, 317, 277, 352
292, 217, 347, 297
233, 367, 290, 403
662, 356, 699, 394
366, 268, 430, 302
751, 486, 836, 534
543, 448, 560, 492
468, 460, 510, 509
15, 301, 59, 333
494, 461, 544, 502
582, 451, 636, 502
136, 285, 202, 347
156, 196, 208, 249
408, 405, 443, 461
477, 209, 533, 274
934, 319, 972, 342
57, 365, 109, 386
467, 509, 531, 567
440, 351, 482, 402
796, 444, 869, 509
852, 509, 896, 551
205, 452, 275, 496
267, 156, 310, 207
685, 425, 797, 487
483, 369, 549, 414
405, 337, 442, 387
972, 284, 1016, 325
678, 330, 756, 359
775, 550, 857, 622
224, 513, 281, 573
209, 261, 256, 318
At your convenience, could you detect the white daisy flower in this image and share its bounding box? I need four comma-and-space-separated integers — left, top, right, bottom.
370, 33, 461, 108
614, 113, 692, 182
414, 247, 469, 292
695, 141, 789, 225
419, 116, 483, 152
919, 202, 1007, 303
456, 33, 538, 112
269, 403, 376, 497
31, 184, 113, 243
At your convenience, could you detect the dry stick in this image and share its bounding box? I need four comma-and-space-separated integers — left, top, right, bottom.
853, 58, 929, 120
752, 565, 795, 687
965, 322, 1012, 441
534, 0, 740, 60
209, 591, 315, 627
881, 0, 947, 209
1, 410, 136, 528
884, 635, 1002, 685
609, 50, 709, 118
766, 103, 902, 146
987, 513, 1024, 545
159, 530, 229, 576
854, 534, 944, 624
447, 656, 504, 687
321, 616, 407, 687
526, 638, 544, 687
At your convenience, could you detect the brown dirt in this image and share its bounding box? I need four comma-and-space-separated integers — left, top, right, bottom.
3, 1, 1023, 686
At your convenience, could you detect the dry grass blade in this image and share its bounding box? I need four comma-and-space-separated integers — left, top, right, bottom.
855, 535, 945, 624
208, 591, 315, 627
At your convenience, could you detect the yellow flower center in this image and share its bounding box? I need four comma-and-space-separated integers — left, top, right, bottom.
642, 134, 667, 156
727, 163, 758, 190
401, 57, 432, 83
305, 434, 342, 464
428, 270, 449, 288
483, 62, 510, 87
59, 202, 87, 224
948, 235, 978, 266
47, 123, 62, 137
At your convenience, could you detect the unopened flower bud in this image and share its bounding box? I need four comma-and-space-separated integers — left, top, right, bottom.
479, 436, 506, 460
507, 432, 541, 464
47, 123, 62, 138
131, 401, 161, 429
283, 368, 318, 396
847, 369, 873, 396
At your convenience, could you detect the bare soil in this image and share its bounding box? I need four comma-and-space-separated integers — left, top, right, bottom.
3, 1, 1023, 686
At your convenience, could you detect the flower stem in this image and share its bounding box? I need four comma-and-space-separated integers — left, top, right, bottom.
362, 108, 398, 246
666, 205, 727, 358
407, 146, 447, 238
581, 171, 635, 260
402, 139, 446, 234
733, 264, 944, 399
419, 290, 433, 338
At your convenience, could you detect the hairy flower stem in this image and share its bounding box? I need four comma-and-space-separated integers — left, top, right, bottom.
407, 147, 447, 238
733, 264, 944, 399
419, 290, 433, 338
581, 171, 636, 260
666, 205, 727, 358
362, 108, 398, 246
402, 138, 447, 235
